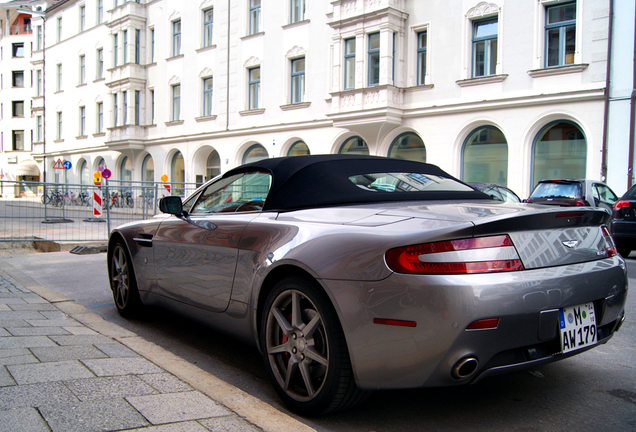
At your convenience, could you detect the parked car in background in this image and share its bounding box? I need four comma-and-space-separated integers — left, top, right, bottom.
610, 184, 636, 257
107, 155, 627, 415
526, 179, 618, 212
468, 183, 521, 203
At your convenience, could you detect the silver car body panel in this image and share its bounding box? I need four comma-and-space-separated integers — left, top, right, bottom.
110, 200, 628, 390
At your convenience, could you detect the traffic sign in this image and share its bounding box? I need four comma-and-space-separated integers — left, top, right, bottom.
101, 168, 112, 179
52, 159, 65, 170
63, 160, 72, 170
98, 164, 105, 172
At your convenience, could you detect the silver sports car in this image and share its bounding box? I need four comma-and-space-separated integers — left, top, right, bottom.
107, 155, 628, 415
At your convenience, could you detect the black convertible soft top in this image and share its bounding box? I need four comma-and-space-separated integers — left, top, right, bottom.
223, 154, 489, 211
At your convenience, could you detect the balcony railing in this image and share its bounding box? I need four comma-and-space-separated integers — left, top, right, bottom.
2, 25, 33, 37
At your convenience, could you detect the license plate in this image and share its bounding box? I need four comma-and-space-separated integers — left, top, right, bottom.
559, 303, 597, 354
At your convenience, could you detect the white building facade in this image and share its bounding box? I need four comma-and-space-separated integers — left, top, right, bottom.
2, 0, 634, 198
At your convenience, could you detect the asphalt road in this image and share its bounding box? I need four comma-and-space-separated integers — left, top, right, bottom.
2, 250, 635, 432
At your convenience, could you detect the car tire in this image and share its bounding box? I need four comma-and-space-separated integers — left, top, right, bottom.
618, 247, 631, 258
109, 241, 142, 317
260, 276, 368, 415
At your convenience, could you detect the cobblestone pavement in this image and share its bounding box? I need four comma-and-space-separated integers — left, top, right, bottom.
0, 270, 314, 432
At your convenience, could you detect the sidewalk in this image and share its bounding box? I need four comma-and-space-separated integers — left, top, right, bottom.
0, 267, 316, 432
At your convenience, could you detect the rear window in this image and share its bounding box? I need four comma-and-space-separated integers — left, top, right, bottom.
530, 182, 582, 199
349, 173, 474, 193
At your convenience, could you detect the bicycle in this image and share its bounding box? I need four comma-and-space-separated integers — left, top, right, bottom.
138, 191, 155, 209
122, 190, 134, 208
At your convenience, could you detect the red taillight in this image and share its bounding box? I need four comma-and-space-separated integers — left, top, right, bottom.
466, 318, 499, 330
601, 226, 618, 257
575, 200, 586, 206
385, 235, 524, 275
614, 200, 630, 210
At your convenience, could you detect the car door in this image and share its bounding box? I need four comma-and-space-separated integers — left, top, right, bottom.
592, 183, 618, 213
152, 171, 271, 312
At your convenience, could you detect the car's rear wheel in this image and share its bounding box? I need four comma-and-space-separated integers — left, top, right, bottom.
261, 276, 367, 415
110, 241, 142, 317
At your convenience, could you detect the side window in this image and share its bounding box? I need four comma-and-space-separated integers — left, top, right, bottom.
190, 172, 271, 214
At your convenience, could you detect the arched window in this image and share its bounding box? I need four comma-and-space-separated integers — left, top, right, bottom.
339, 136, 369, 155
462, 126, 508, 185
243, 144, 268, 164
120, 157, 132, 182
288, 141, 310, 156
171, 151, 185, 195
389, 132, 426, 162
142, 154, 154, 183
95, 157, 105, 172
206, 150, 221, 180
532, 121, 586, 187
79, 160, 89, 185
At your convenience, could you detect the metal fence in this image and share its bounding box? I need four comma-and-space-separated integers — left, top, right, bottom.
0, 180, 199, 242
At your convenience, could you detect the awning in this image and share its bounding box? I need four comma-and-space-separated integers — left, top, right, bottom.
12, 161, 40, 177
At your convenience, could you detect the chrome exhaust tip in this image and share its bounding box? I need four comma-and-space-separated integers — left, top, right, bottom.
451, 357, 479, 380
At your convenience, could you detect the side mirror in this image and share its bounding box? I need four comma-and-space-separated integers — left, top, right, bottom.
159, 196, 184, 215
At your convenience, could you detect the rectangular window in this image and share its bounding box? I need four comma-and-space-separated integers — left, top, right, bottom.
12, 101, 24, 117
36, 116, 42, 142
290, 0, 305, 23
97, 102, 103, 132
97, 0, 103, 24
36, 70, 42, 96
135, 29, 140, 64
57, 17, 62, 42
13, 71, 24, 87
151, 89, 155, 123
79, 106, 86, 136
57, 64, 62, 91
97, 48, 104, 78
12, 131, 24, 151
12, 43, 24, 57
113, 33, 118, 67
248, 67, 260, 110
173, 20, 181, 56
417, 31, 427, 85
472, 19, 498, 77
79, 5, 85, 32
204, 8, 213, 47
135, 90, 140, 125
291, 57, 305, 104
368, 32, 380, 86
249, 0, 261, 34
37, 26, 42, 50
57, 112, 63, 139
123, 91, 128, 125
172, 84, 181, 120
344, 38, 355, 90
150, 28, 155, 62
546, 2, 576, 67
123, 30, 128, 63
79, 54, 85, 84
113, 93, 118, 126
203, 77, 213, 116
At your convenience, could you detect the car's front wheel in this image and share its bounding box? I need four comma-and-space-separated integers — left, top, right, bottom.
260, 276, 367, 415
618, 247, 631, 258
109, 241, 142, 317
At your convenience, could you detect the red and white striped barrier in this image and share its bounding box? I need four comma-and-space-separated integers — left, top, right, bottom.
162, 183, 171, 197
93, 182, 102, 217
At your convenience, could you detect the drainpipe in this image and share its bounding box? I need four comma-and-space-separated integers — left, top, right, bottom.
600, 0, 614, 183
628, 1, 636, 189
